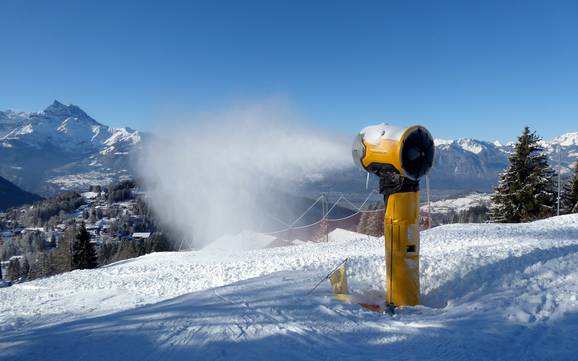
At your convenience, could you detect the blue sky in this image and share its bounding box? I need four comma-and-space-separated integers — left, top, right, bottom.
1, 0, 577, 142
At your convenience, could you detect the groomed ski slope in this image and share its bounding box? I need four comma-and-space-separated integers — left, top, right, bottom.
2, 215, 578, 361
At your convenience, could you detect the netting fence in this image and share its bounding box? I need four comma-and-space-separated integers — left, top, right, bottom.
262, 191, 431, 242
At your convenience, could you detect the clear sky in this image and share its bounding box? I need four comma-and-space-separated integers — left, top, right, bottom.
1, 0, 577, 142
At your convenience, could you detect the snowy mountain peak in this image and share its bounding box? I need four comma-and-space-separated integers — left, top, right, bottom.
455, 138, 487, 154
434, 139, 453, 146
435, 138, 495, 154
0, 101, 140, 150
43, 100, 100, 126
0, 109, 22, 119
0, 102, 143, 193
551, 132, 578, 147
44, 100, 67, 112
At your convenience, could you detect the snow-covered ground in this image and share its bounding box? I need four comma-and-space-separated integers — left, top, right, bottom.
1, 215, 578, 360
203, 230, 278, 251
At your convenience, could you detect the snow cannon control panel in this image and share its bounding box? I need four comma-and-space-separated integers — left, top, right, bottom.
352, 124, 434, 309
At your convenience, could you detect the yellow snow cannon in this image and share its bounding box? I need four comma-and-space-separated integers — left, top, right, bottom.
352, 124, 434, 309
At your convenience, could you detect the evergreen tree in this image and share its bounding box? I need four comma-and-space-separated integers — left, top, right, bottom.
6, 258, 21, 281
148, 233, 172, 252
51, 226, 75, 273
490, 127, 556, 223
20, 258, 30, 280
561, 159, 578, 214
97, 241, 118, 265
50, 238, 73, 274
72, 223, 98, 270
28, 252, 51, 280
135, 238, 146, 256
113, 240, 139, 262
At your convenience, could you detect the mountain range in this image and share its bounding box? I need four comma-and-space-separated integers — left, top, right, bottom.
0, 101, 577, 199
298, 131, 578, 201
0, 101, 142, 195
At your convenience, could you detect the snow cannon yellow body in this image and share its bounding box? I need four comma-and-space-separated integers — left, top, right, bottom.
352, 124, 434, 308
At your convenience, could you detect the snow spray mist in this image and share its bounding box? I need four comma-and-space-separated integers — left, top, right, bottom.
138, 99, 350, 249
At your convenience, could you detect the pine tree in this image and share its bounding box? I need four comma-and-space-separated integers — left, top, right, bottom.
21, 258, 30, 280
490, 127, 556, 223
114, 240, 138, 262
6, 258, 21, 281
561, 159, 578, 214
28, 252, 51, 280
145, 233, 172, 253
72, 223, 98, 270
51, 227, 75, 273
97, 241, 118, 265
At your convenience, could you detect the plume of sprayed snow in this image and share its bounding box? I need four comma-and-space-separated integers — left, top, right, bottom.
138, 101, 350, 249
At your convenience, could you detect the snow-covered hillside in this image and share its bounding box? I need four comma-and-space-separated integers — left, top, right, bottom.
422, 192, 491, 214
1, 215, 578, 360
418, 192, 491, 226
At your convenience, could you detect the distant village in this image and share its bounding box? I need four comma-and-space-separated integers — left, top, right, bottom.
0, 180, 175, 284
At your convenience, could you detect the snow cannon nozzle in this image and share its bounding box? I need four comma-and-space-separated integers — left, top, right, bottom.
352, 124, 434, 181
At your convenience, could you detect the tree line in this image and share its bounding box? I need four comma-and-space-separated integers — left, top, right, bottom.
490, 127, 578, 222
2, 222, 172, 283
0, 180, 176, 283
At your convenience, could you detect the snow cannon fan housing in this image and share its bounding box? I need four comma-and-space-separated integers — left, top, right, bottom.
352, 124, 434, 182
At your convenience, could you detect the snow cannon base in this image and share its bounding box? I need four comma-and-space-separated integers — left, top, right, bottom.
328, 259, 388, 313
